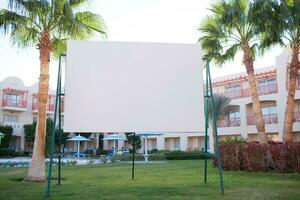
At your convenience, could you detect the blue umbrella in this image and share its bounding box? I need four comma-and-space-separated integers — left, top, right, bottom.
102, 134, 127, 155
67, 134, 90, 157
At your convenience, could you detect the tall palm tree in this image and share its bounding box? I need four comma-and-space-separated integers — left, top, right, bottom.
0, 0, 106, 181
198, 0, 268, 143
251, 0, 300, 142
207, 94, 238, 151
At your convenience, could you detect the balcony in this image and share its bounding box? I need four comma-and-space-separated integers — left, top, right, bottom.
32, 94, 59, 113
218, 117, 241, 127
216, 84, 277, 99
32, 103, 55, 113
2, 99, 27, 111
247, 113, 278, 125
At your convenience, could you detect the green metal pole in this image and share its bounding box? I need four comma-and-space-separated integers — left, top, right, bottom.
132, 132, 136, 180
204, 58, 210, 184
46, 54, 62, 197
207, 60, 225, 194
58, 58, 62, 185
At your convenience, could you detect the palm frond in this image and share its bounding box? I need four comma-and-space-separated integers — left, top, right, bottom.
198, 0, 258, 65
0, 8, 39, 49
1, 0, 107, 59
206, 94, 238, 124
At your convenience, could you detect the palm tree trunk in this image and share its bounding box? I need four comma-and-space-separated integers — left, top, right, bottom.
243, 43, 268, 144
25, 32, 51, 181
283, 45, 300, 143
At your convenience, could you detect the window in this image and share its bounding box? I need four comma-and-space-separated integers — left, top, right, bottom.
228, 111, 241, 126
33, 117, 37, 122
258, 79, 276, 85
261, 106, 277, 124
225, 84, 241, 98
4, 93, 20, 105
261, 106, 277, 115
225, 84, 241, 92
258, 79, 277, 93
229, 111, 240, 118
3, 114, 19, 122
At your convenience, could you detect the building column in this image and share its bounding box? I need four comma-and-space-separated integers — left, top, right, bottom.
20, 135, 25, 150
156, 136, 164, 150
209, 130, 214, 153
240, 104, 248, 139
95, 133, 99, 149
180, 135, 188, 151
276, 51, 290, 142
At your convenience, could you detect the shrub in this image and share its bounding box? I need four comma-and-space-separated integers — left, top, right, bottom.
215, 142, 300, 172
150, 148, 159, 154
0, 126, 13, 148
220, 136, 246, 145
165, 150, 213, 160
114, 154, 166, 161
0, 148, 24, 157
96, 149, 110, 156
157, 150, 171, 154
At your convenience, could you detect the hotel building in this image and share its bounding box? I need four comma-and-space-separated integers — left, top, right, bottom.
1, 51, 300, 153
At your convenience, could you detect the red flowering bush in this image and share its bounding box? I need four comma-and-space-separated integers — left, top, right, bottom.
214, 142, 300, 173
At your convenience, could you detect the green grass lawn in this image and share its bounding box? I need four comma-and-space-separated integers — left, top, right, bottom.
1, 160, 300, 200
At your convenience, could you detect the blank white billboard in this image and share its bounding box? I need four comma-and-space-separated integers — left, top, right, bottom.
64, 41, 204, 133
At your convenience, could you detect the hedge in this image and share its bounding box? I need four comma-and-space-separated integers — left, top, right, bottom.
214, 142, 300, 172
0, 148, 25, 157
165, 150, 213, 160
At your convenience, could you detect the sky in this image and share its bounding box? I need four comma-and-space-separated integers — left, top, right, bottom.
0, 0, 283, 89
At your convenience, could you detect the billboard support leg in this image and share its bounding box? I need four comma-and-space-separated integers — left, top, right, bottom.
204, 57, 224, 194
46, 53, 65, 197
132, 132, 136, 180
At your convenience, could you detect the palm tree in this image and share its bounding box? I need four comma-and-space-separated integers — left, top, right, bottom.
251, 0, 300, 142
0, 0, 106, 181
207, 94, 238, 151
198, 0, 268, 143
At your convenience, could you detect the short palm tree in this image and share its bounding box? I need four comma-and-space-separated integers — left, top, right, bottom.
198, 0, 268, 143
0, 0, 106, 181
251, 0, 300, 142
207, 94, 238, 151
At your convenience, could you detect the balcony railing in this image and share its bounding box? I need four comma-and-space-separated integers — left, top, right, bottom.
293, 111, 300, 122
32, 103, 38, 110
257, 84, 277, 95
247, 113, 278, 125
32, 103, 55, 112
216, 84, 277, 99
218, 117, 241, 127
2, 99, 27, 108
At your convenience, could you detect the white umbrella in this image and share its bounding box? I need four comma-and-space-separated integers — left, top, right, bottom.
67, 134, 90, 157
102, 134, 127, 155
129, 132, 163, 162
